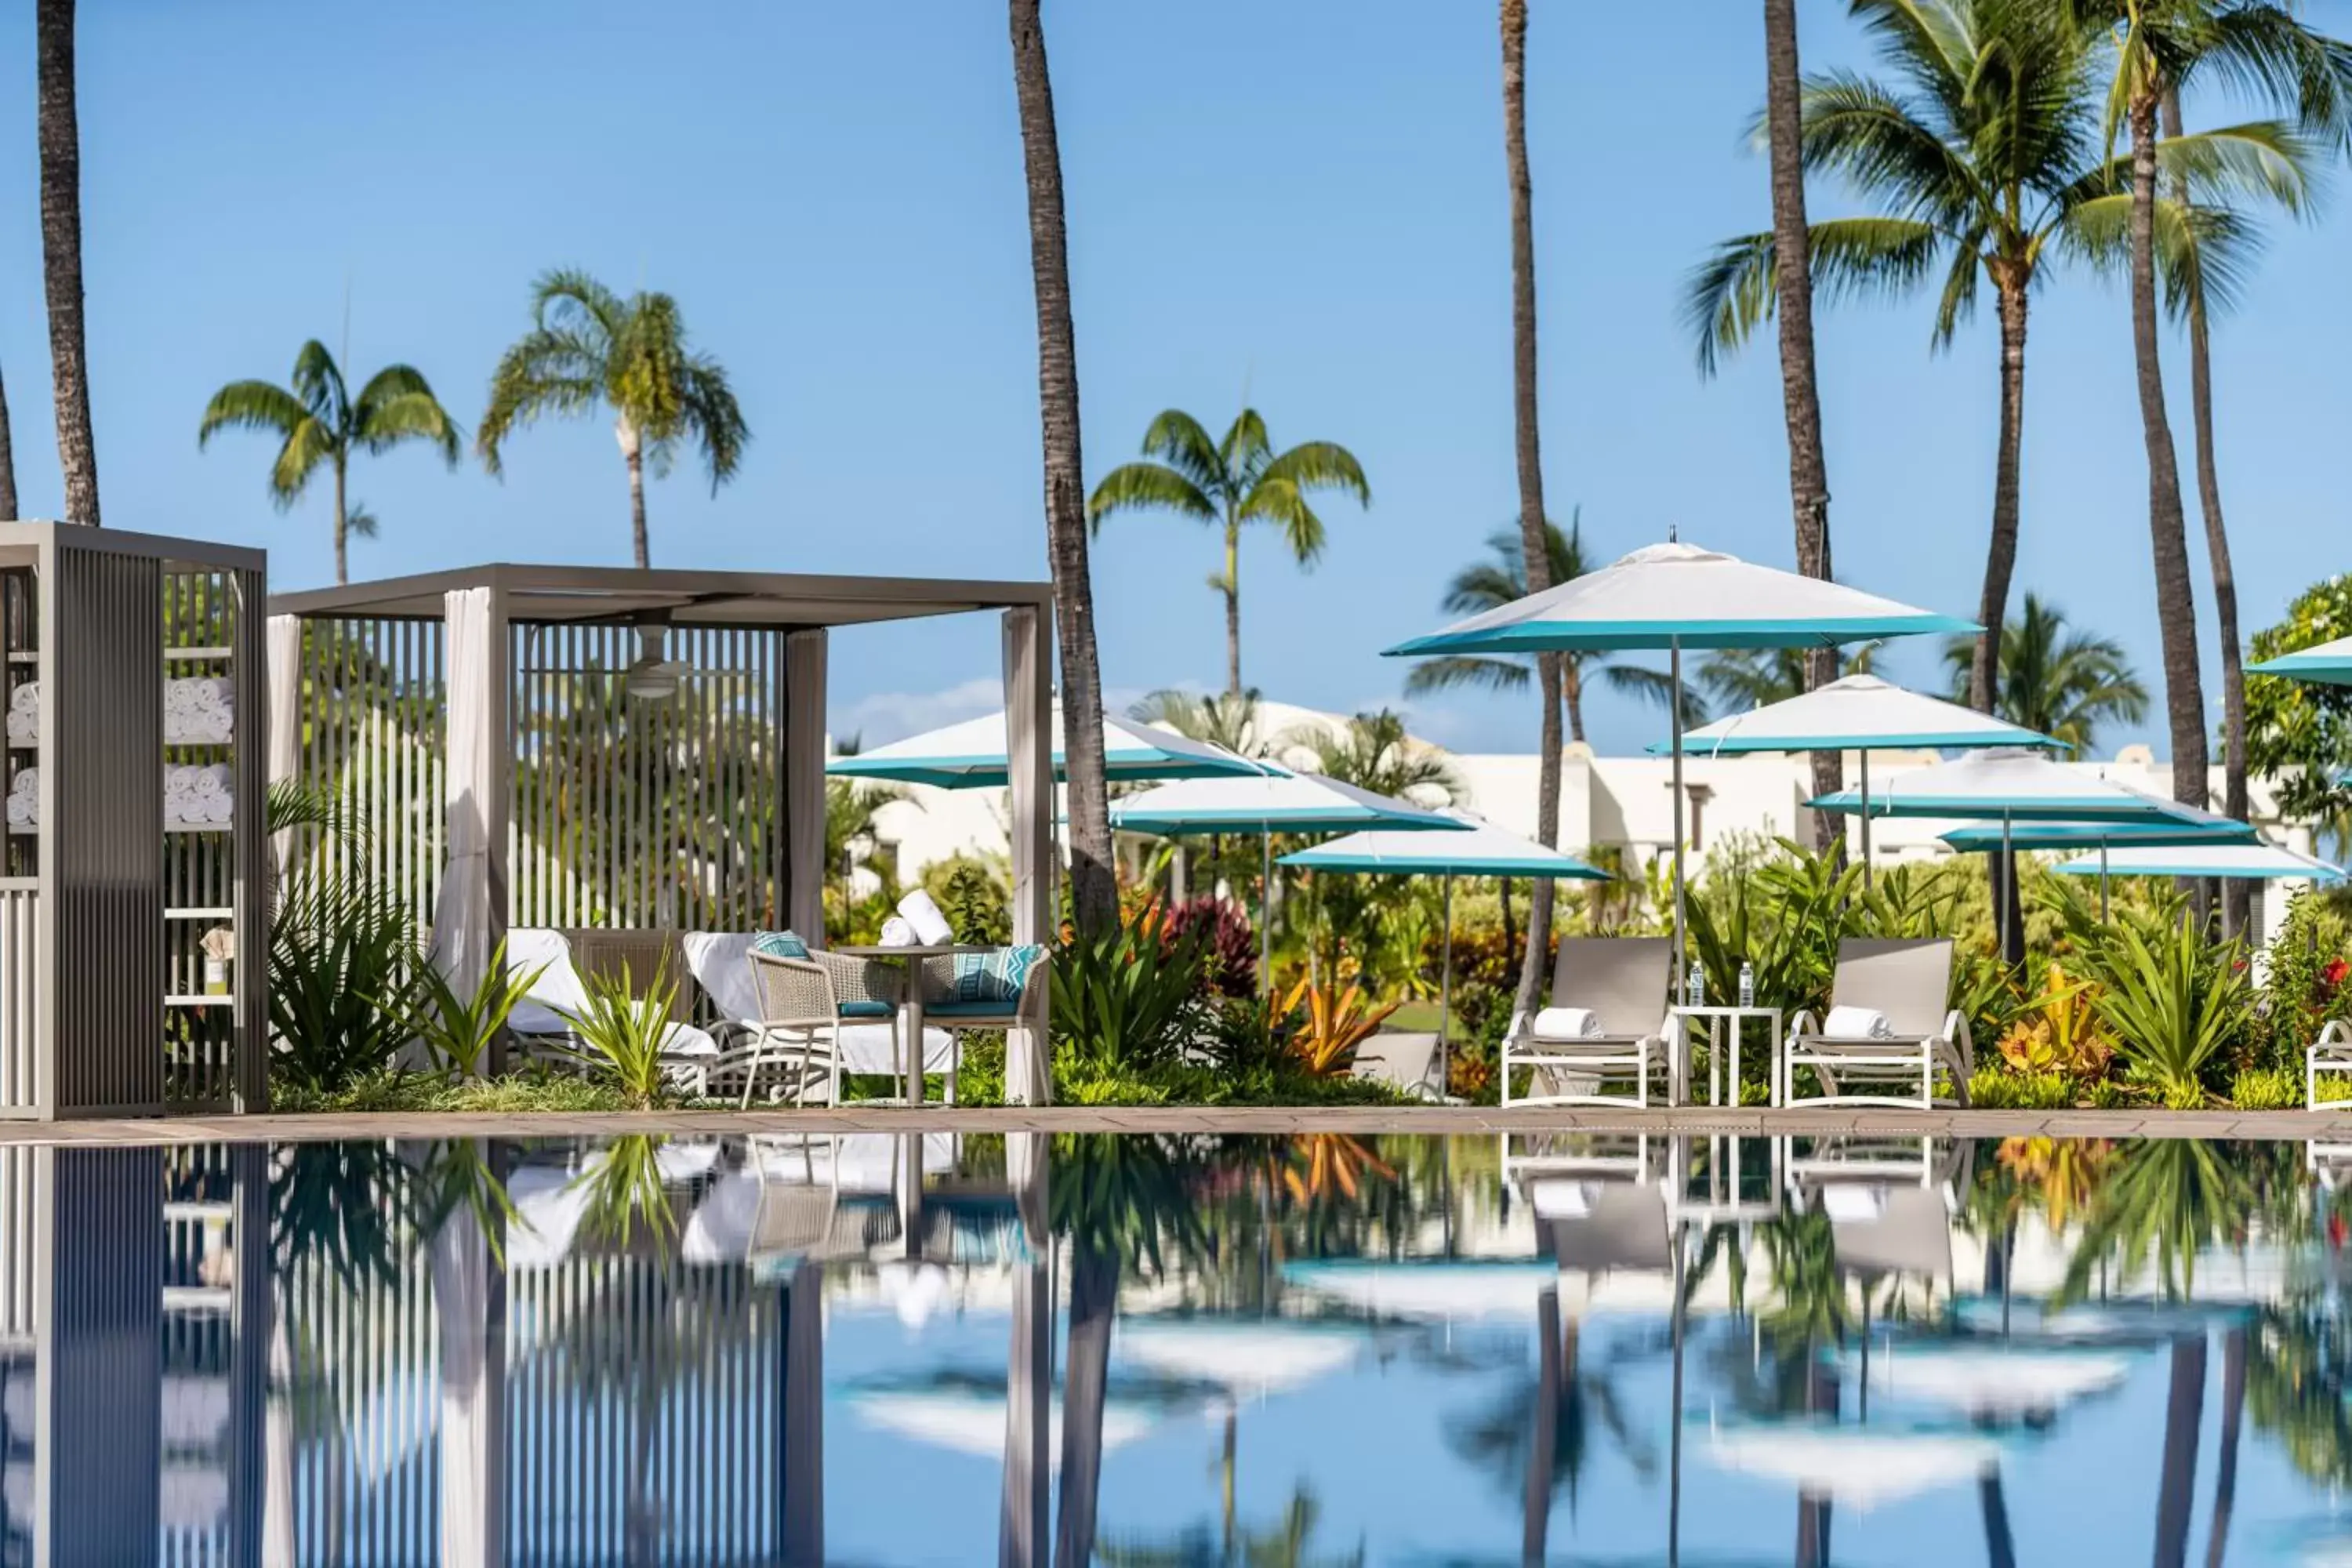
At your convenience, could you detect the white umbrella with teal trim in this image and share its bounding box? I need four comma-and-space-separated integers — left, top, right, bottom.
1385, 539, 1974, 1002
826, 700, 1272, 788
1279, 808, 1607, 1084
1661, 674, 2061, 891
2250, 636, 2352, 685
1109, 768, 1467, 991
2052, 840, 2343, 904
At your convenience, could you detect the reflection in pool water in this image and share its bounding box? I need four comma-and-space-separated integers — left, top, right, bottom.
15, 1131, 2352, 1563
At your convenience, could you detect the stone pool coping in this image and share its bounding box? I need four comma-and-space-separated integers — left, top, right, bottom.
5, 1105, 2351, 1145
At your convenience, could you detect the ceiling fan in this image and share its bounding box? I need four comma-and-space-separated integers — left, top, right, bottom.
517, 615, 693, 702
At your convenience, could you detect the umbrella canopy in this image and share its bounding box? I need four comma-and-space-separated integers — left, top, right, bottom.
1383, 540, 1975, 655
1277, 808, 1608, 878
827, 702, 1268, 788
1281, 1258, 1559, 1322
1109, 768, 1465, 837
1665, 673, 2060, 755
2051, 841, 2344, 881
1115, 1319, 1370, 1398
1940, 818, 2260, 853
2249, 634, 2352, 686
1706, 1425, 2002, 1508
1808, 749, 2238, 826
1857, 1346, 2132, 1420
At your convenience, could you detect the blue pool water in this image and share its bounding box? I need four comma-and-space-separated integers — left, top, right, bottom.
19, 1130, 2352, 1563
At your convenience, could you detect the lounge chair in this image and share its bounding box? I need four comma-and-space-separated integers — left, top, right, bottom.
505, 927, 718, 1088
2307, 1019, 2352, 1110
1782, 938, 1973, 1109
1351, 1030, 1449, 1101
681, 931, 956, 1105
1502, 936, 1677, 1108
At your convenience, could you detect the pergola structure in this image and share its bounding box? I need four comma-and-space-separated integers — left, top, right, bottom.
268, 562, 1059, 1102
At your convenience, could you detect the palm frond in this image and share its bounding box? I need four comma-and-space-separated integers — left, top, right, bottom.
1402, 654, 1530, 697
679, 354, 749, 490
1086, 462, 1218, 532
1236, 475, 1327, 566
1683, 219, 1942, 375
477, 328, 606, 475
289, 340, 348, 430
269, 417, 339, 507
2188, 3, 2352, 150
1258, 440, 1371, 508
2060, 193, 2261, 318
1138, 410, 1223, 494
354, 383, 463, 466
1220, 408, 1274, 486
529, 267, 626, 345
198, 380, 310, 451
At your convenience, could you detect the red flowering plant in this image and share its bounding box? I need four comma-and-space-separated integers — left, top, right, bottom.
2252, 890, 2352, 1073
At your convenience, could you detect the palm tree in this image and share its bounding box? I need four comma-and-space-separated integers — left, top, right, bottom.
1008, 0, 1119, 939
199, 341, 462, 584
1941, 595, 2149, 752
1086, 408, 1369, 698
1283, 710, 1462, 804
1405, 515, 1700, 741
1499, 0, 1566, 1029
477, 269, 748, 570
1762, 0, 1844, 846
1130, 688, 1270, 759
0, 362, 17, 520
37, 0, 98, 524
1700, 643, 1875, 715
2068, 0, 2352, 817
1687, 0, 2103, 717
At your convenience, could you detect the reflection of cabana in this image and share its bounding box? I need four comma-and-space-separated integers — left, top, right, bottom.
267, 564, 1058, 1099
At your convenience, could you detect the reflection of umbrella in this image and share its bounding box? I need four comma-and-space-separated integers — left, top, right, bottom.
1810, 749, 2252, 949
1283, 1258, 1557, 1321
1110, 768, 1467, 989
1388, 539, 1972, 1000
851, 1389, 1156, 1461
1280, 808, 1606, 1084
1855, 1345, 2132, 1419
1707, 1425, 2001, 1508
1662, 673, 2059, 890
826, 700, 1270, 787
1115, 1319, 1369, 1399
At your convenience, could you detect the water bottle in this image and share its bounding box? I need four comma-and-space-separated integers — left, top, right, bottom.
1688, 959, 1706, 1008
1738, 960, 1755, 1011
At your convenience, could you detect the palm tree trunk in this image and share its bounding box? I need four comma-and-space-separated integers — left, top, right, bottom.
2163, 91, 2250, 938
1523, 1285, 1561, 1566
1501, 0, 1563, 1022
2154, 1332, 2206, 1568
0, 359, 17, 521
1224, 518, 1243, 696
1008, 0, 1117, 938
617, 419, 651, 568
2203, 1325, 2245, 1568
1053, 1247, 1116, 1568
2128, 93, 2211, 824
1762, 0, 1842, 848
1973, 274, 2031, 716
1563, 659, 1585, 746
1980, 1467, 2018, 1568
36, 0, 99, 526
332, 455, 349, 586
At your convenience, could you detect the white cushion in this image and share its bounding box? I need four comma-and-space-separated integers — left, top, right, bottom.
1820, 1185, 1889, 1223
1823, 1005, 1895, 1040
836, 1022, 955, 1076
683, 931, 762, 1022
1531, 1006, 1603, 1039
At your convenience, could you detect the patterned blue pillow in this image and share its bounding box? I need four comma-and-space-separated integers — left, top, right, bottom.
946, 944, 1044, 1005
751, 930, 811, 960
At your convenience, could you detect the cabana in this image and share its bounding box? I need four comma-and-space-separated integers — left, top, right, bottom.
267, 563, 1060, 1102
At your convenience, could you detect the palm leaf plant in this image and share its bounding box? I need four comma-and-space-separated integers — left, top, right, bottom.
478, 268, 749, 568
199, 339, 461, 583
376, 939, 546, 1080
1940, 593, 2150, 751
1087, 408, 1368, 695
268, 876, 426, 1095
1052, 906, 1210, 1072
2050, 883, 2254, 1104
554, 953, 684, 1109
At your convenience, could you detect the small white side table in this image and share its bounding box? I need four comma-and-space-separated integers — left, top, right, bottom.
1668, 1005, 1781, 1108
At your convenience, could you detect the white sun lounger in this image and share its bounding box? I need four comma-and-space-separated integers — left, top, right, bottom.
1502, 937, 1677, 1108
1783, 938, 1973, 1109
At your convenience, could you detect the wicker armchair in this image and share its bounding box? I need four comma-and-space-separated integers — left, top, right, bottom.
914, 949, 1052, 1033
716, 948, 907, 1108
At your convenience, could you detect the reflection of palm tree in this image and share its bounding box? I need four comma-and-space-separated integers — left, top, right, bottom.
1099, 1483, 1364, 1567
1444, 1310, 1655, 1523
2056, 1139, 2255, 1305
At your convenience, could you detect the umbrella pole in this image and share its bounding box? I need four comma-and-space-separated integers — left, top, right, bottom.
2001, 809, 2013, 967
1859, 751, 1873, 895
1260, 832, 1273, 998
1671, 633, 1689, 1004
2100, 841, 2111, 921
1439, 873, 1454, 1099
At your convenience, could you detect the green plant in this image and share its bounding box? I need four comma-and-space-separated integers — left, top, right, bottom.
2085, 913, 2253, 1105
924, 855, 1013, 945
268, 878, 426, 1094
554, 953, 682, 1109
1277, 976, 1403, 1077
2231, 1068, 2301, 1111
1053, 908, 1209, 1070
2255, 889, 2352, 1071
1968, 1068, 2072, 1110
572, 1135, 678, 1246
1995, 962, 2114, 1079
2084, 1078, 2136, 1110
376, 941, 545, 1079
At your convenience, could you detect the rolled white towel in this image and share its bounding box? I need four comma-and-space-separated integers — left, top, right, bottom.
9, 767, 35, 800
5, 712, 34, 746
896, 888, 953, 947
1821, 1005, 1896, 1040
879, 916, 918, 948
4, 797, 27, 828
1819, 1185, 1888, 1222
1530, 1005, 1604, 1039
8, 682, 34, 716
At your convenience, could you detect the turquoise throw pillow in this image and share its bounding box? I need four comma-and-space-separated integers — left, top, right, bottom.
946, 944, 1044, 1006
751, 931, 811, 960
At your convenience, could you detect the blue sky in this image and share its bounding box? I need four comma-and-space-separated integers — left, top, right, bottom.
0, 1, 2343, 756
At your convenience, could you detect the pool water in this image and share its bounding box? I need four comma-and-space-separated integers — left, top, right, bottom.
20, 1130, 2352, 1563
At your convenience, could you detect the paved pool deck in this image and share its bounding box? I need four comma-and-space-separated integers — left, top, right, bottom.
5, 1105, 2351, 1145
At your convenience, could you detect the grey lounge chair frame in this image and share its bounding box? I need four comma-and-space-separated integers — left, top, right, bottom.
1782, 938, 1973, 1109
1502, 937, 1678, 1109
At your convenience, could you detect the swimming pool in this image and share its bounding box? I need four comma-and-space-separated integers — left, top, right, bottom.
21, 1130, 2352, 1563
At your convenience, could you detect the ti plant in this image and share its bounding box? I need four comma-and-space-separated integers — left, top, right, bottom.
556, 953, 682, 1109
376, 940, 546, 1079
1277, 976, 1401, 1076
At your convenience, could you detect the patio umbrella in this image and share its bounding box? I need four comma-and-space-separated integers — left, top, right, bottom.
2249, 635, 2352, 684
826, 700, 1271, 787
1705, 1425, 2003, 1509
1109, 768, 1467, 991
1808, 750, 2249, 953
2046, 837, 2341, 919
1940, 818, 2263, 918
1280, 1258, 1559, 1322
1386, 539, 1973, 1000
1278, 808, 1608, 1088
1660, 674, 2060, 891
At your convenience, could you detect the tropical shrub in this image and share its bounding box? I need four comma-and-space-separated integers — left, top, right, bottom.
377, 939, 545, 1079
556, 953, 683, 1109
2079, 913, 2254, 1107
1967, 1068, 2071, 1110
1995, 963, 2114, 1080
1277, 977, 1401, 1076
1052, 908, 1210, 1069
2254, 889, 2352, 1073
1162, 896, 1258, 997
924, 855, 1013, 945
2230, 1068, 2301, 1111
270, 879, 426, 1094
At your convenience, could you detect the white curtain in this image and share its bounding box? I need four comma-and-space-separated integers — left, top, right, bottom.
264, 615, 303, 868
434, 588, 496, 996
